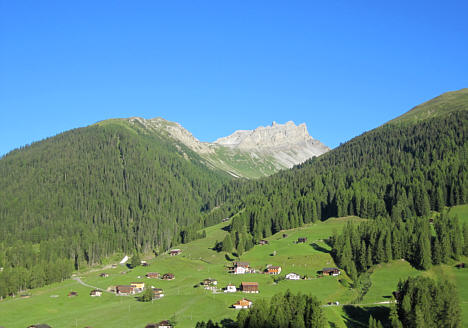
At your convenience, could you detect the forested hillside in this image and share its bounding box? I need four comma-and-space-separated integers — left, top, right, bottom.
215, 90, 468, 252
0, 121, 230, 297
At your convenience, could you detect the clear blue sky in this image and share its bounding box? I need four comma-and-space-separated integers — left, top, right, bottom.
1, 1, 467, 156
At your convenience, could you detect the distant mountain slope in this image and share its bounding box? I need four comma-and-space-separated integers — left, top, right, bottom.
123, 117, 329, 178
213, 89, 468, 243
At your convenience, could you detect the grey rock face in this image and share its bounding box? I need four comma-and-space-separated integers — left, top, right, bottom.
214, 121, 330, 168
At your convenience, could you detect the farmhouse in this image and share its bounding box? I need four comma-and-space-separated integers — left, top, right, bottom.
224, 284, 237, 293
169, 249, 182, 256
285, 273, 301, 280
141, 260, 148, 266
259, 239, 269, 245
203, 278, 218, 286
162, 273, 175, 280
131, 282, 145, 291
233, 261, 251, 274
146, 272, 160, 279
145, 321, 172, 328
297, 237, 307, 243
233, 298, 253, 309
90, 289, 102, 297
241, 282, 259, 293
116, 285, 135, 295
266, 265, 282, 275
156, 321, 172, 328
322, 267, 341, 276
99, 273, 109, 278
152, 288, 165, 299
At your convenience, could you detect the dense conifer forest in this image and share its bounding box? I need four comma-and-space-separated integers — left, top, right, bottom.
0, 122, 229, 297
330, 212, 468, 280
217, 110, 467, 252
395, 276, 461, 327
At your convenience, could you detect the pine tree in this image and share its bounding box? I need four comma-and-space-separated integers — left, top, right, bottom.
139, 287, 153, 302
463, 222, 468, 256
221, 234, 233, 253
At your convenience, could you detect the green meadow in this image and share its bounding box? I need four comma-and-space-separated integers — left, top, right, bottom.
1, 211, 467, 327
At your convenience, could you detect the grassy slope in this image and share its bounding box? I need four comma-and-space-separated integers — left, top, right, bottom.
0, 218, 359, 328
388, 88, 468, 125
1, 210, 467, 328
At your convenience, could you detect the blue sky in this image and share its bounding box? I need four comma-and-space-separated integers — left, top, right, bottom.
1, 1, 467, 156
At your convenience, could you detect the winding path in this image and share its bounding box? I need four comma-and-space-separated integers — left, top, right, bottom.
72, 276, 113, 294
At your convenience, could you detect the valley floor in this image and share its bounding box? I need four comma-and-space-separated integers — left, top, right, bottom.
1, 207, 467, 327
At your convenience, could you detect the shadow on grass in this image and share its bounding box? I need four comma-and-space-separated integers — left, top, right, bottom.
310, 242, 331, 254
342, 305, 390, 328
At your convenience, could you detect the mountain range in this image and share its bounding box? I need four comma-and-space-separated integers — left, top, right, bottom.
114, 117, 329, 178
0, 88, 466, 300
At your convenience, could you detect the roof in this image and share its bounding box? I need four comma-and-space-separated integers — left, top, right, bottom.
116, 285, 134, 292
233, 261, 250, 267
268, 266, 281, 269
234, 298, 252, 306
241, 282, 258, 287
322, 267, 339, 271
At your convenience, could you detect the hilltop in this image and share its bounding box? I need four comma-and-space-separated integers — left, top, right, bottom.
388, 88, 468, 124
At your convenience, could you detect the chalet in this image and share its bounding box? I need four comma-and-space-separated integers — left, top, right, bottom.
169, 249, 182, 256
99, 273, 109, 278
297, 237, 307, 243
145, 322, 172, 328
224, 284, 237, 293
157, 321, 172, 328
116, 285, 135, 295
68, 291, 78, 297
322, 267, 341, 276
259, 240, 269, 245
152, 288, 165, 299
141, 260, 148, 266
131, 282, 145, 291
282, 234, 288, 238
162, 273, 175, 280
285, 273, 301, 280
241, 282, 259, 293
222, 217, 230, 222
233, 261, 251, 274
90, 289, 102, 297
266, 265, 282, 275
455, 263, 466, 269
202, 278, 218, 291
146, 272, 160, 279
232, 298, 253, 309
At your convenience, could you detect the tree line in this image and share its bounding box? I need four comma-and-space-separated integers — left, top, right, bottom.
330, 211, 468, 281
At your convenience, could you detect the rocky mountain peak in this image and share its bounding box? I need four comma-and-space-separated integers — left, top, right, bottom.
214, 121, 329, 168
